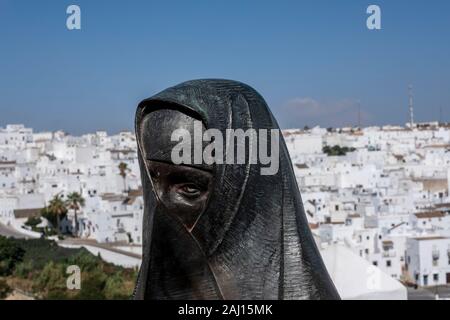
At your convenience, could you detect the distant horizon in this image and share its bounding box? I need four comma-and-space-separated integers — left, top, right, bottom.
1, 118, 448, 137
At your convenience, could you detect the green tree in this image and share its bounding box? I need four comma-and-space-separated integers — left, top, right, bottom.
0, 236, 25, 276
322, 145, 356, 157
104, 273, 129, 300
66, 192, 85, 236
33, 261, 67, 296
24, 216, 42, 233
75, 270, 107, 300
14, 260, 34, 279
47, 194, 68, 234
0, 279, 12, 299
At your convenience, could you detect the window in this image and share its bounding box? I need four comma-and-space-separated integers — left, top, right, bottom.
433, 274, 439, 282
365, 249, 369, 255
373, 261, 378, 266
386, 260, 391, 267
433, 258, 438, 267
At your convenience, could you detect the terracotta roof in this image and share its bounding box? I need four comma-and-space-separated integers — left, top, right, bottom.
122, 188, 144, 205
423, 144, 450, 149
128, 188, 143, 197
434, 203, 450, 208
14, 208, 42, 219
0, 161, 16, 165
414, 179, 448, 192
100, 193, 127, 202
309, 223, 319, 230
108, 149, 135, 154
414, 211, 446, 219
413, 236, 448, 241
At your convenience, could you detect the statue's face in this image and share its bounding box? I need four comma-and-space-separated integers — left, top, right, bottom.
140, 109, 213, 230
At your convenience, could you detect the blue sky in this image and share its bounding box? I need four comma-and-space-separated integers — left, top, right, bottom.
1, 0, 449, 134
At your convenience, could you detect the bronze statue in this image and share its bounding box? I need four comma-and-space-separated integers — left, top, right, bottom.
133, 79, 340, 300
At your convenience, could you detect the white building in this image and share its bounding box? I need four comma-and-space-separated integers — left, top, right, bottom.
0, 124, 142, 244
3, 122, 450, 296
406, 236, 450, 286
286, 123, 450, 291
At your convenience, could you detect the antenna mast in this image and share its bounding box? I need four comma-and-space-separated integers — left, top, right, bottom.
357, 100, 361, 129
408, 85, 414, 128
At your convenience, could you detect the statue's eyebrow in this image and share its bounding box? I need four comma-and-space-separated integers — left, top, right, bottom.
145, 158, 213, 172
170, 170, 211, 188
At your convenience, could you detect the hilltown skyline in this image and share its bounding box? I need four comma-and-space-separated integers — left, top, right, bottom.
2, 121, 450, 299
1, 118, 449, 136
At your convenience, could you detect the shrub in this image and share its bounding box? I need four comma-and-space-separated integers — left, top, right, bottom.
25, 216, 42, 228
33, 261, 67, 294
75, 270, 107, 300
67, 251, 102, 272
0, 279, 12, 299
13, 260, 35, 279
0, 236, 25, 276
2, 237, 137, 299
104, 273, 129, 300
323, 145, 356, 156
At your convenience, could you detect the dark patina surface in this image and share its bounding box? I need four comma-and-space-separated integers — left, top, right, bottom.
133, 79, 340, 300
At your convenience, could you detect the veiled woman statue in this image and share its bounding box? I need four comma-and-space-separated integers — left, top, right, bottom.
133, 79, 340, 300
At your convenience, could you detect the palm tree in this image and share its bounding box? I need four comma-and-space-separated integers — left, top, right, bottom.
118, 162, 129, 192
48, 194, 67, 234
66, 192, 85, 236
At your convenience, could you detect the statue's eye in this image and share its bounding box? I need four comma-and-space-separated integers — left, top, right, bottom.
178, 184, 201, 197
